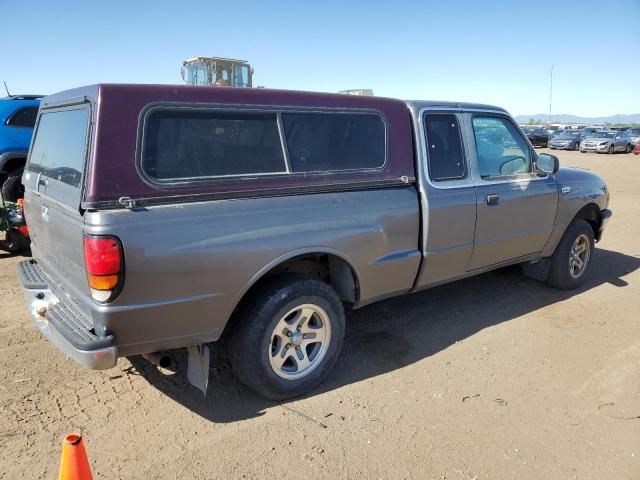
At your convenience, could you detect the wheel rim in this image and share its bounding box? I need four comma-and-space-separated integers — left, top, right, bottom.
609, 145, 614, 153
569, 234, 590, 279
268, 303, 332, 380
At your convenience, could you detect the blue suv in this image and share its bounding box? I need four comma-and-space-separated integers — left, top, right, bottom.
0, 95, 42, 201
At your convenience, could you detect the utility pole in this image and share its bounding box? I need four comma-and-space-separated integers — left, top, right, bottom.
549, 64, 553, 124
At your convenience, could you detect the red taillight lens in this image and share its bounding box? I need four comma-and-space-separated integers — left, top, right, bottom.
83, 236, 123, 301
84, 236, 121, 276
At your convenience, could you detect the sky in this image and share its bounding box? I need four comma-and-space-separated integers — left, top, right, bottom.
1, 0, 639, 117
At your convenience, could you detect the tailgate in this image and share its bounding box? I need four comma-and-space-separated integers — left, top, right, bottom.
22, 104, 92, 303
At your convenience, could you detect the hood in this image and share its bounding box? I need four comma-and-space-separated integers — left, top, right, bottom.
550, 137, 576, 143
584, 136, 613, 142
555, 166, 606, 185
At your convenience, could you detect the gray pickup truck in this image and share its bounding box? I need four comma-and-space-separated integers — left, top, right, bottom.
18, 85, 611, 399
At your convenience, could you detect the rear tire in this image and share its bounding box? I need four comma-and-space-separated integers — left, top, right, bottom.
3, 229, 29, 253
226, 274, 345, 400
1, 170, 24, 202
626, 144, 632, 153
574, 142, 580, 151
546, 219, 594, 290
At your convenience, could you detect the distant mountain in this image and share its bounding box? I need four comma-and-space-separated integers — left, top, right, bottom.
514, 113, 640, 125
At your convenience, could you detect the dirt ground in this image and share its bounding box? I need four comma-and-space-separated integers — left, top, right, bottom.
1, 150, 639, 480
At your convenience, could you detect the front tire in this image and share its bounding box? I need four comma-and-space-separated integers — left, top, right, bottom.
626, 144, 632, 153
547, 219, 594, 290
1, 170, 24, 202
226, 274, 345, 400
608, 144, 615, 154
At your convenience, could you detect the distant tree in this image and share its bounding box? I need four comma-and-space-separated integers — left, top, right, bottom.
527, 118, 536, 125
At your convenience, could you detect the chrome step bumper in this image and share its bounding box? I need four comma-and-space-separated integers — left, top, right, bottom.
17, 260, 117, 370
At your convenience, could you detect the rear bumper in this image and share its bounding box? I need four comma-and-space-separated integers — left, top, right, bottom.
17, 260, 117, 370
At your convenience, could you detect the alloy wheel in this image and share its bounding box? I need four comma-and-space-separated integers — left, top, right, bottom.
569, 234, 590, 279
268, 303, 332, 380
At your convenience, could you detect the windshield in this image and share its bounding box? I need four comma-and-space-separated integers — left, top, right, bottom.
558, 131, 580, 138
630, 128, 640, 135
591, 131, 615, 139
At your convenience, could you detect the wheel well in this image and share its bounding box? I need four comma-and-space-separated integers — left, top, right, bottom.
1, 156, 26, 174
264, 253, 358, 304
221, 253, 359, 339
574, 203, 601, 239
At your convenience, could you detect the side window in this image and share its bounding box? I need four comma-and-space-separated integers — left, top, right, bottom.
472, 116, 532, 179
28, 108, 89, 189
142, 110, 286, 181
281, 113, 385, 172
7, 107, 38, 128
423, 113, 465, 181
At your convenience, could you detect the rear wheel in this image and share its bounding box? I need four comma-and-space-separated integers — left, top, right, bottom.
574, 141, 580, 151
1, 170, 24, 202
608, 144, 615, 154
226, 274, 345, 400
547, 219, 594, 290
626, 143, 632, 153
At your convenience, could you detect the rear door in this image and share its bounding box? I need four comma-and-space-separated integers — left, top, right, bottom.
22, 103, 92, 301
465, 113, 558, 270
413, 110, 477, 289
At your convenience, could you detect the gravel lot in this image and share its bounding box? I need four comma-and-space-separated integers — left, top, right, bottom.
1, 150, 638, 479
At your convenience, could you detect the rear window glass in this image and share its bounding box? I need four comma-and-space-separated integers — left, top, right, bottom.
423, 114, 466, 181
7, 107, 38, 128
141, 109, 286, 181
281, 113, 385, 172
28, 108, 89, 188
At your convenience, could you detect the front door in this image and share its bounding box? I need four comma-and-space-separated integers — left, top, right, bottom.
466, 114, 558, 270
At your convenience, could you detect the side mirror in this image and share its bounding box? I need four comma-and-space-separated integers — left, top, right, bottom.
536, 153, 559, 175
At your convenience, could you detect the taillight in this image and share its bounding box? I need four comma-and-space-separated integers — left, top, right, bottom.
83, 235, 124, 303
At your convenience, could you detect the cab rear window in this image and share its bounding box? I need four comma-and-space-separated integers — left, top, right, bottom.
28, 108, 90, 188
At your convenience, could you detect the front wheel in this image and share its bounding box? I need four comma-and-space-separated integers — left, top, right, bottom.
574, 142, 580, 151
608, 144, 615, 154
626, 144, 632, 153
226, 274, 345, 400
547, 219, 594, 290
1, 170, 24, 202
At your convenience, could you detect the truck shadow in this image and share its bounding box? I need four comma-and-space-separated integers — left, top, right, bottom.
129, 247, 639, 423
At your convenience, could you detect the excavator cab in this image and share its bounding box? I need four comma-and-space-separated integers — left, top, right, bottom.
181, 57, 253, 87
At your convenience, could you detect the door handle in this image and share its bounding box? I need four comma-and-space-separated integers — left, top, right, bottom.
486, 194, 500, 206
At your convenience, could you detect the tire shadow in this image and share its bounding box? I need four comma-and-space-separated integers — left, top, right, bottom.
129, 247, 640, 423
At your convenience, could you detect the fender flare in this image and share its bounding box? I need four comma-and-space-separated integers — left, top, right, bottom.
231, 246, 362, 311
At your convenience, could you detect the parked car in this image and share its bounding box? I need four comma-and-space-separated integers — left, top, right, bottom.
549, 130, 582, 150
580, 127, 599, 139
17, 85, 612, 400
580, 130, 633, 153
0, 95, 42, 201
521, 126, 549, 147
627, 127, 640, 146
634, 144, 640, 155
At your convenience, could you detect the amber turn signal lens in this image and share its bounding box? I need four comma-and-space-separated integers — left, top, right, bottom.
87, 274, 119, 291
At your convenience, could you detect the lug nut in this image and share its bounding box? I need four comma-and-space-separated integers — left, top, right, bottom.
286, 331, 292, 337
